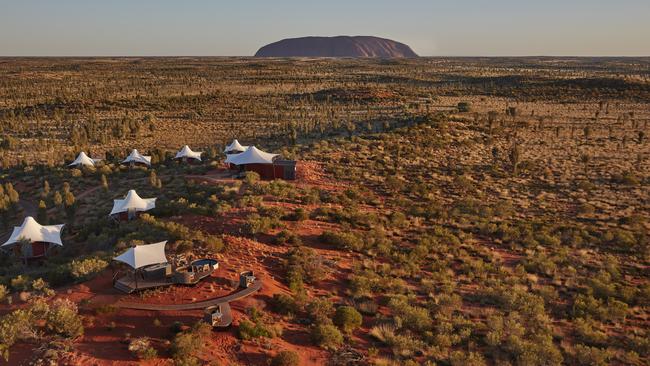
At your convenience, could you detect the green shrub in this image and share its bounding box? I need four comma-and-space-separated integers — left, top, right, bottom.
311, 324, 343, 350
171, 322, 211, 365
449, 350, 486, 366
306, 298, 335, 324
46, 299, 84, 339
271, 350, 300, 366
573, 344, 613, 366
333, 306, 362, 334
320, 231, 363, 251
275, 230, 302, 246
237, 308, 280, 340
271, 294, 299, 315
69, 257, 108, 280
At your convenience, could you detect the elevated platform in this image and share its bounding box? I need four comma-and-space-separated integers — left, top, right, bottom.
116, 278, 262, 311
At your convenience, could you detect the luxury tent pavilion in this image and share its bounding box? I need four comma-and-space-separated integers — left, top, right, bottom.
122, 149, 152, 166
110, 189, 156, 221
225, 146, 297, 180
175, 145, 203, 162
69, 151, 101, 167
1, 216, 64, 260
224, 139, 248, 154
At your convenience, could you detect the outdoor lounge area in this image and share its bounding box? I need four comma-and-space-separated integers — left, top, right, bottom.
112, 241, 219, 293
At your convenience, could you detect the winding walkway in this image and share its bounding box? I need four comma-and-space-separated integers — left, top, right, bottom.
115, 279, 262, 311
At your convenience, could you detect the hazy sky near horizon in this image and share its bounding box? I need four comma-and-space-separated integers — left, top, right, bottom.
1, 0, 648, 56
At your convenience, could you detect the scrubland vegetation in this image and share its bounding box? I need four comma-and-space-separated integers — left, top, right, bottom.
0, 57, 648, 365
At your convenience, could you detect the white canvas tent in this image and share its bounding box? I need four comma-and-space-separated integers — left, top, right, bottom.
113, 241, 168, 269
224, 139, 249, 154
1, 216, 64, 248
122, 149, 152, 166
174, 145, 202, 161
225, 146, 278, 165
69, 151, 101, 167
110, 189, 156, 216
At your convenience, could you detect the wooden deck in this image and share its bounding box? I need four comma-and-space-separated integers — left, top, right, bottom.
114, 267, 215, 293
116, 278, 262, 311
114, 276, 174, 294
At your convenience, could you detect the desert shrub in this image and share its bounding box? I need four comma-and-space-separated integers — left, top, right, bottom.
388, 297, 432, 333
30, 278, 55, 297
243, 213, 281, 235
201, 235, 224, 252
574, 317, 607, 346
311, 323, 343, 350
320, 230, 363, 251
271, 350, 300, 366
238, 308, 280, 340
449, 350, 486, 366
271, 293, 299, 315
285, 207, 309, 221
69, 257, 108, 280
306, 298, 335, 324
10, 275, 30, 291
275, 230, 302, 246
171, 322, 211, 366
333, 306, 362, 334
285, 247, 327, 285
0, 285, 7, 302
243, 171, 260, 185
573, 344, 613, 366
46, 299, 83, 339
357, 299, 378, 316
128, 337, 158, 360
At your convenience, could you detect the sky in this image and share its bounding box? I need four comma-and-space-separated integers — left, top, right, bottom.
0, 0, 649, 56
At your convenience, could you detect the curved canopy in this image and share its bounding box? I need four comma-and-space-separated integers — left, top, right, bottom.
113, 241, 168, 269
224, 139, 249, 154
110, 189, 156, 215
175, 145, 202, 161
2, 216, 64, 247
225, 146, 278, 165
122, 149, 152, 166
69, 151, 101, 167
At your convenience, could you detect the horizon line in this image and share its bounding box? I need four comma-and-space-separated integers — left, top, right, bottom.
1, 55, 649, 58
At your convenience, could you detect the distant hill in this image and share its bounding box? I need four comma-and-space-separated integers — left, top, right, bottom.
254, 36, 418, 58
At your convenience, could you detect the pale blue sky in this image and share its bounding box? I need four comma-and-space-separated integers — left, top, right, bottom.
1, 0, 648, 56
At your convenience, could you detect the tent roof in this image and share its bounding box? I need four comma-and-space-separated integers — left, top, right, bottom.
110, 189, 156, 215
122, 149, 152, 166
175, 145, 202, 160
113, 241, 168, 269
225, 146, 278, 165
69, 151, 101, 167
1, 216, 64, 247
224, 139, 249, 153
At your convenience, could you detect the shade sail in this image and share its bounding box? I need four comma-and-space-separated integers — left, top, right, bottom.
2, 216, 64, 247
224, 139, 249, 154
174, 145, 202, 161
122, 149, 152, 166
113, 241, 168, 269
225, 146, 278, 165
69, 151, 101, 167
109, 189, 156, 215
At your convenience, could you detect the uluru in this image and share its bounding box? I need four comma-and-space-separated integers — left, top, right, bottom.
254, 36, 418, 58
